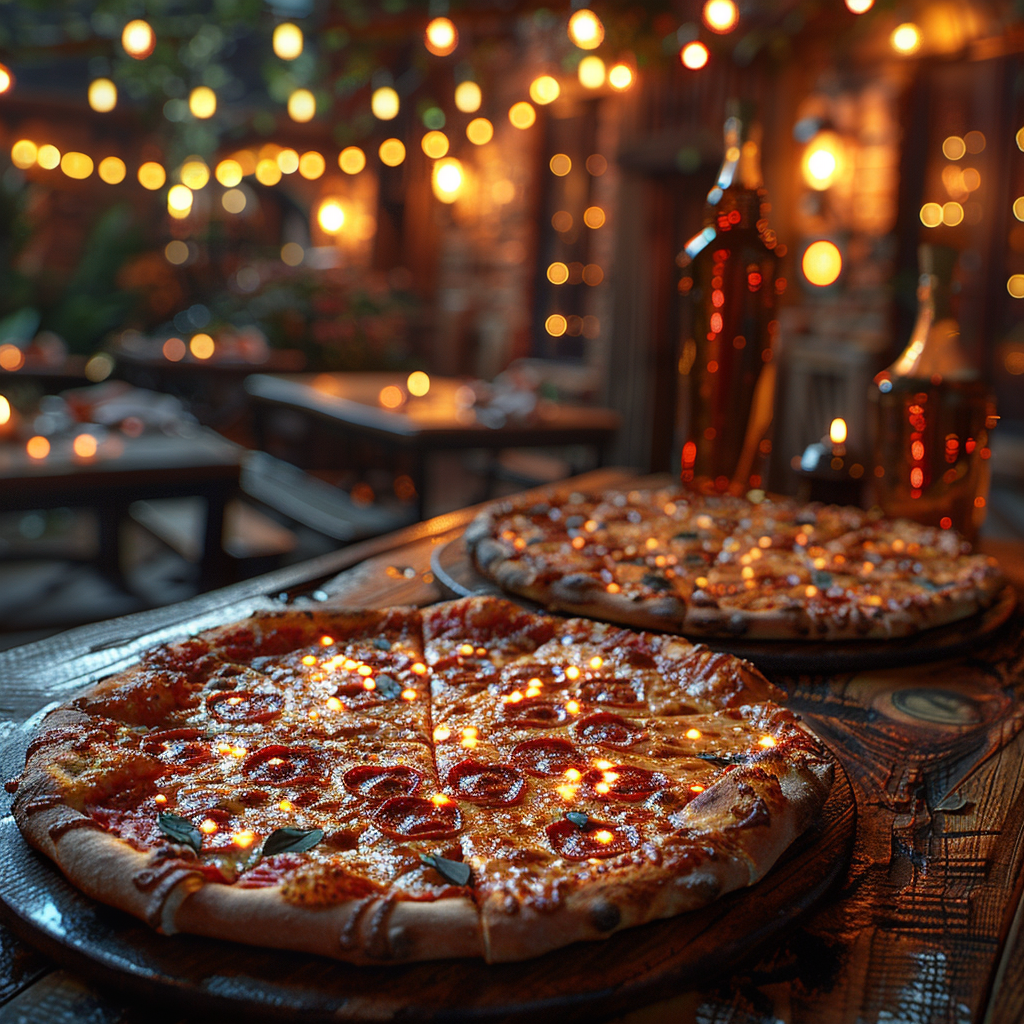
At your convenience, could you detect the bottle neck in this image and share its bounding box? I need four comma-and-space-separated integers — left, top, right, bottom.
704, 118, 765, 228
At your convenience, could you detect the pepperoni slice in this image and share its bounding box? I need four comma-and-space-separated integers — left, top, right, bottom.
511, 738, 585, 777
503, 700, 572, 728
446, 761, 525, 806
546, 818, 640, 860
207, 690, 283, 724
576, 679, 645, 708
582, 765, 664, 802
343, 765, 424, 800
242, 745, 325, 787
375, 797, 461, 840
575, 712, 645, 749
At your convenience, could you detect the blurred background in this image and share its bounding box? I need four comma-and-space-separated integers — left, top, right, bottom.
1, 0, 1022, 644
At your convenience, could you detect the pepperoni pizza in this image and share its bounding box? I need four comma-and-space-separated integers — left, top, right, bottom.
466, 487, 1005, 640
12, 597, 833, 963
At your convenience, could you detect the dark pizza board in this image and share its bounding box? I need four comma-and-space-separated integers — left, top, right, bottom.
0, 715, 855, 1024
432, 535, 1018, 674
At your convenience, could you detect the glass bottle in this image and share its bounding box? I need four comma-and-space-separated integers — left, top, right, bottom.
870, 245, 996, 542
675, 102, 781, 496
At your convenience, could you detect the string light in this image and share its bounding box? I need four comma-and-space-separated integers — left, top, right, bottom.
802, 241, 842, 286
339, 146, 366, 174
98, 157, 126, 184
138, 162, 166, 190
421, 131, 449, 159
122, 19, 155, 59
190, 333, 214, 359
425, 17, 458, 56
215, 159, 242, 187
255, 158, 282, 185
466, 118, 493, 145
272, 23, 303, 60
578, 56, 606, 88
372, 86, 400, 120
180, 159, 209, 189
298, 151, 325, 179
454, 81, 481, 113
288, 88, 315, 122
920, 203, 942, 227
432, 157, 464, 203
167, 184, 193, 218
379, 138, 406, 167
568, 9, 604, 49
681, 42, 709, 69
529, 75, 560, 105
608, 63, 634, 90
60, 152, 93, 180
37, 145, 61, 170
88, 78, 117, 112
11, 141, 37, 169
703, 0, 739, 33
550, 154, 571, 176
0, 63, 12, 94
26, 436, 50, 460
845, 0, 874, 11
407, 371, 430, 396
509, 101, 536, 129
189, 86, 217, 119
891, 23, 922, 54
318, 199, 345, 233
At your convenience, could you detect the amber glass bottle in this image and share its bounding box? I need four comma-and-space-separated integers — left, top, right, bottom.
675, 104, 781, 496
870, 245, 996, 541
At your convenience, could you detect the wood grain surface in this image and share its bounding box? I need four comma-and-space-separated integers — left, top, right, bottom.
0, 470, 1022, 1024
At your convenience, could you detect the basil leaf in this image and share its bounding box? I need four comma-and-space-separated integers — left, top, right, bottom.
374, 674, 402, 700
374, 638, 392, 650
420, 853, 471, 886
565, 811, 590, 829
261, 826, 325, 859
696, 751, 748, 767
157, 812, 202, 855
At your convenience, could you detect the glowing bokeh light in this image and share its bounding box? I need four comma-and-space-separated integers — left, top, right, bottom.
88, 78, 117, 112
509, 101, 536, 129
255, 158, 282, 185
73, 434, 98, 458
546, 314, 568, 336
180, 160, 209, 189
1009, 275, 1024, 299
529, 75, 560, 105
455, 81, 482, 113
830, 418, 848, 444
288, 88, 316, 122
215, 159, 242, 187
379, 138, 406, 167
432, 157, 464, 202
222, 189, 246, 213
318, 199, 346, 233
608, 63, 634, 90
379, 385, 404, 408
122, 19, 155, 59
0, 64, 12, 94
920, 203, 943, 227
891, 23, 922, 54
138, 162, 166, 190
802, 240, 842, 286
942, 201, 964, 226
578, 56, 605, 88
0, 396, 10, 425
407, 371, 431, 396
37, 145, 61, 170
703, 0, 739, 33
425, 17, 458, 56
60, 152, 93, 179
11, 140, 37, 169
942, 136, 966, 160
272, 23, 304, 60
568, 9, 604, 49
681, 42, 710, 69
466, 118, 493, 145
421, 130, 449, 159
167, 184, 193, 218
26, 436, 50, 459
189, 86, 217, 118
372, 86, 400, 120
190, 333, 215, 359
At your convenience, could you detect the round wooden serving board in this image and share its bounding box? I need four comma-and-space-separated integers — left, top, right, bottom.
0, 717, 854, 1023
432, 535, 1018, 674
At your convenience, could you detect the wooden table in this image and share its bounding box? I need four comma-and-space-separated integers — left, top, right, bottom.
0, 428, 242, 591
246, 372, 622, 519
0, 467, 1022, 1024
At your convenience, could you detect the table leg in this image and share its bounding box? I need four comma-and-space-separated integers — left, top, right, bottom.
410, 452, 428, 523
96, 499, 127, 591
198, 488, 230, 591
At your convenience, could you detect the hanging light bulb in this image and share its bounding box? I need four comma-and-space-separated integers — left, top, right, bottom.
801, 131, 844, 190
272, 23, 304, 60
425, 17, 458, 56
702, 0, 739, 33
121, 19, 155, 59
189, 86, 217, 119
432, 157, 464, 203
568, 9, 604, 49
372, 86, 400, 120
88, 78, 117, 112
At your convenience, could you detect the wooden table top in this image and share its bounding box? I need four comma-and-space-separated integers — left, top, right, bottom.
245, 372, 622, 444
0, 467, 1022, 1024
